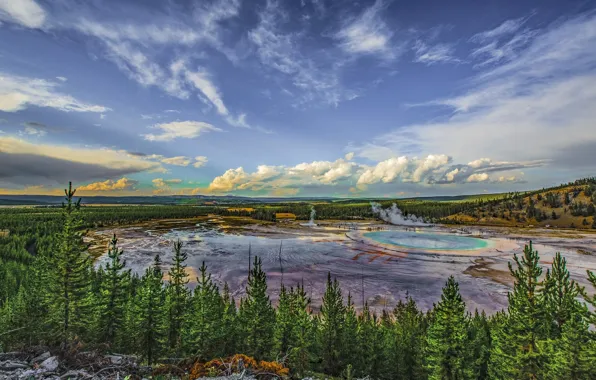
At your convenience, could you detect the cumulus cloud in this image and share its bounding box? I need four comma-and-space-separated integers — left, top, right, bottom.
142, 120, 221, 142
0, 136, 161, 188
0, 0, 46, 28
203, 157, 358, 194
78, 177, 138, 191
466, 173, 489, 183
358, 156, 408, 185
0, 72, 111, 113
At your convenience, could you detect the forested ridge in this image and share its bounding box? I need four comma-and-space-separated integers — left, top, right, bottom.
1, 183, 596, 379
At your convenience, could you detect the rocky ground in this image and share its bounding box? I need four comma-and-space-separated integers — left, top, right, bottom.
0, 350, 145, 379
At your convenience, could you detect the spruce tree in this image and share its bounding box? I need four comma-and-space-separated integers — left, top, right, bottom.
288, 283, 314, 378
239, 256, 275, 360
544, 252, 581, 337
391, 295, 426, 380
220, 282, 238, 357
187, 261, 224, 360
98, 234, 130, 348
273, 284, 293, 357
166, 239, 190, 355
490, 242, 548, 379
356, 304, 385, 379
319, 272, 345, 376
47, 182, 93, 346
138, 255, 166, 365
341, 293, 359, 372
546, 313, 594, 380
425, 276, 471, 380
468, 311, 491, 380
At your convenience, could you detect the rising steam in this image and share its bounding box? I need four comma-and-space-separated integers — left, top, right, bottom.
371, 202, 428, 226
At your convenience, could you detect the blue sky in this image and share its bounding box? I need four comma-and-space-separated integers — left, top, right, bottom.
1, 0, 595, 197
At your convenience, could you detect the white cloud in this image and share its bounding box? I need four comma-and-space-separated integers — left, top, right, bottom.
470, 17, 527, 43
334, 0, 394, 58
100, 113, 106, 119
0, 0, 46, 28
22, 125, 46, 136
344, 152, 354, 160
358, 156, 408, 185
78, 177, 138, 191
142, 120, 221, 142
0, 72, 111, 113
413, 40, 460, 65
161, 156, 192, 166
249, 0, 355, 106
56, 76, 67, 82
193, 156, 208, 168
466, 173, 489, 183
365, 13, 596, 165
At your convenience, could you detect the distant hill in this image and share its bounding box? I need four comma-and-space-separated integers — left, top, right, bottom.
444, 178, 596, 229
0, 194, 337, 206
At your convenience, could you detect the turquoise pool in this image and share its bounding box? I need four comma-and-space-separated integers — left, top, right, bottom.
363, 230, 490, 251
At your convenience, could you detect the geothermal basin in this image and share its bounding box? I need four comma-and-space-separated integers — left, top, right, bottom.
87, 217, 596, 315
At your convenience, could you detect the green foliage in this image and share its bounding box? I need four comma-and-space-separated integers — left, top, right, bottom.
3, 181, 596, 378
46, 183, 94, 346
425, 276, 471, 380
187, 261, 224, 360
238, 256, 275, 360
166, 239, 190, 355
137, 255, 167, 365
98, 234, 130, 347
319, 273, 345, 376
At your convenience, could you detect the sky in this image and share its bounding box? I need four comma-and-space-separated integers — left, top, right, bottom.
0, 0, 595, 198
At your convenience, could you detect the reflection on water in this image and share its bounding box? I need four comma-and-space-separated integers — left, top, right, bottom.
90, 222, 596, 315
364, 230, 490, 251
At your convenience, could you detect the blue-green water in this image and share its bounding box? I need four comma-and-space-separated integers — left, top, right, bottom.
364, 230, 490, 251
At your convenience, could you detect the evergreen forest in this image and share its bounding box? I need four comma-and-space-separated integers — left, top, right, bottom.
1, 183, 596, 379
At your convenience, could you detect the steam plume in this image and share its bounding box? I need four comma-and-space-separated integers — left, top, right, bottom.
371, 202, 427, 226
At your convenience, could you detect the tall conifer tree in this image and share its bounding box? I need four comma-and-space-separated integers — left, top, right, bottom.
166, 239, 190, 354
98, 234, 130, 347
138, 255, 166, 365
319, 273, 345, 376
239, 256, 275, 360
425, 276, 471, 380
48, 182, 93, 346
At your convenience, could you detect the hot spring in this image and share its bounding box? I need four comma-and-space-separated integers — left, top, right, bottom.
363, 230, 491, 251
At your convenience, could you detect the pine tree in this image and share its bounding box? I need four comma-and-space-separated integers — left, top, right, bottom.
220, 282, 238, 357
319, 272, 345, 376
166, 239, 190, 355
138, 255, 166, 365
341, 293, 359, 372
425, 276, 471, 380
188, 261, 224, 360
239, 256, 275, 360
490, 242, 548, 379
288, 283, 313, 378
47, 182, 93, 346
356, 304, 384, 379
468, 311, 491, 380
544, 252, 581, 337
98, 234, 130, 347
546, 313, 594, 380
391, 295, 426, 380
273, 284, 293, 357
